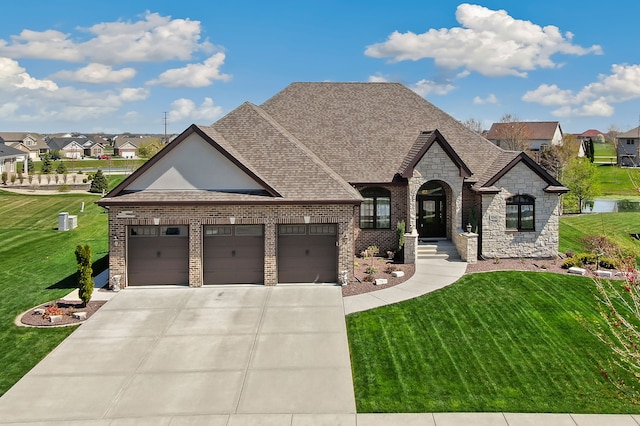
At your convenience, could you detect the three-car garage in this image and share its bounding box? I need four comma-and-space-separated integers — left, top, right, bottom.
125, 223, 338, 286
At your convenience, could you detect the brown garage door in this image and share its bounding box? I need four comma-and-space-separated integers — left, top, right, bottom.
127, 225, 189, 286
278, 224, 337, 283
203, 225, 264, 284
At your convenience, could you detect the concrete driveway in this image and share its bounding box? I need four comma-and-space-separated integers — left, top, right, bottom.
0, 285, 356, 424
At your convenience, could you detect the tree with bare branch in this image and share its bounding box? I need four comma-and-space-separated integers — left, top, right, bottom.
491, 114, 532, 151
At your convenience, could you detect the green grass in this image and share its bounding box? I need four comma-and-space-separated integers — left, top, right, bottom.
596, 165, 640, 197
559, 212, 640, 263
594, 142, 617, 157
24, 158, 147, 174
0, 191, 108, 396
347, 271, 640, 413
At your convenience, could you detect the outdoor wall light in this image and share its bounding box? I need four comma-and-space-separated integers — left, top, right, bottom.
304, 216, 311, 224
153, 217, 160, 225
229, 216, 236, 224
113, 235, 118, 246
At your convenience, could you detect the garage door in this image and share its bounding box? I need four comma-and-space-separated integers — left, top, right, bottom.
278, 224, 337, 283
127, 225, 189, 286
203, 225, 264, 284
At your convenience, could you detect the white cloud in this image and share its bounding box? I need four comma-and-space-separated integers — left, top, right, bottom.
148, 53, 231, 88
473, 93, 497, 104
365, 3, 602, 77
0, 57, 58, 91
523, 64, 640, 117
51, 63, 136, 84
168, 97, 223, 123
0, 12, 212, 64
368, 74, 389, 82
0, 57, 148, 123
410, 79, 455, 97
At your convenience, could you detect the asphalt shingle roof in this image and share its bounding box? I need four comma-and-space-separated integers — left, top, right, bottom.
486, 121, 560, 141
260, 82, 504, 184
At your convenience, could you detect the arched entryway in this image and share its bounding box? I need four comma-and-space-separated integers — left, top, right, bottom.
416, 181, 447, 238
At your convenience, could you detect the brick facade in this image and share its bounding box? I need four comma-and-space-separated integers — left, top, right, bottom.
108, 204, 355, 288
480, 162, 561, 258
353, 184, 407, 254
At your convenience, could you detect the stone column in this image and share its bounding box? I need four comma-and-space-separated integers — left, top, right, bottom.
404, 229, 418, 264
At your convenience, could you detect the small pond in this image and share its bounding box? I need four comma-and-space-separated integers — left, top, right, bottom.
582, 199, 640, 213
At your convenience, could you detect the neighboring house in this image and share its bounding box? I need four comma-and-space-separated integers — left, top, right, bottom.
47, 137, 87, 159
0, 132, 49, 160
0, 143, 28, 178
486, 121, 563, 151
617, 127, 640, 167
82, 139, 106, 157
576, 129, 604, 144
113, 138, 141, 158
97, 83, 568, 288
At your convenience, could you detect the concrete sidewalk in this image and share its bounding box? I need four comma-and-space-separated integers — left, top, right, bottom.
343, 257, 468, 314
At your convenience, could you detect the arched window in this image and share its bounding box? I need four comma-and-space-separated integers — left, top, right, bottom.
506, 194, 535, 231
360, 187, 391, 229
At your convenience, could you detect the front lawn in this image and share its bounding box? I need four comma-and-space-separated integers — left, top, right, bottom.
559, 212, 640, 263
596, 165, 640, 197
347, 271, 640, 413
0, 191, 108, 396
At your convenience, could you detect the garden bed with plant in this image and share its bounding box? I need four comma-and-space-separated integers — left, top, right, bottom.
19, 300, 106, 327
343, 245, 415, 296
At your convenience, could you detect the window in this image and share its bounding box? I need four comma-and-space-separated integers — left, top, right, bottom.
360, 187, 391, 229
627, 139, 636, 145
506, 195, 535, 231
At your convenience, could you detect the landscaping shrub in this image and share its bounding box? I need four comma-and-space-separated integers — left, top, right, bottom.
598, 257, 618, 270
56, 162, 67, 174
1, 172, 7, 185
385, 265, 398, 274
577, 252, 597, 265
583, 235, 620, 258
562, 256, 582, 269
363, 274, 374, 282
565, 250, 575, 258
75, 245, 93, 306
365, 266, 377, 275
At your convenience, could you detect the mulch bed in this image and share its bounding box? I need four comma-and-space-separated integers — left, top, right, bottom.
19, 300, 107, 327
342, 256, 415, 297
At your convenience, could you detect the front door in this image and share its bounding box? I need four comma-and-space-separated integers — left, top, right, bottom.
416, 182, 446, 238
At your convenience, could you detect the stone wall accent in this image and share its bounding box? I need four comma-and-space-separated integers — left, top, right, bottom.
404, 230, 418, 264
409, 142, 464, 252
108, 204, 355, 287
354, 184, 407, 254
480, 162, 561, 258
453, 230, 478, 263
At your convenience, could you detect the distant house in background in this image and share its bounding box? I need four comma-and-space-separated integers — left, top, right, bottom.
576, 129, 605, 144
486, 121, 563, 152
0, 143, 28, 177
113, 137, 141, 159
46, 137, 87, 159
0, 132, 49, 160
617, 127, 640, 167
82, 139, 106, 157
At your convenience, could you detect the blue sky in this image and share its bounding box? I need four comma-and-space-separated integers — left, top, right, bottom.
0, 1, 639, 135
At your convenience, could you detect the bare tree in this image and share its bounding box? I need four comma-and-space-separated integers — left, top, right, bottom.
492, 114, 532, 151
606, 124, 621, 152
462, 118, 484, 135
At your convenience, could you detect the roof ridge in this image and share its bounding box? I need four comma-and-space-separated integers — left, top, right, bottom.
246, 102, 362, 200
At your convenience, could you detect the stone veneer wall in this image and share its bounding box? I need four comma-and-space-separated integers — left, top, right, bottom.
408, 142, 465, 242
480, 162, 561, 258
354, 184, 407, 254
108, 204, 355, 287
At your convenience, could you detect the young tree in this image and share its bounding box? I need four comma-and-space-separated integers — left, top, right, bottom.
41, 154, 53, 174
606, 124, 621, 152
75, 244, 93, 307
590, 258, 640, 399
27, 158, 34, 174
562, 157, 599, 213
56, 161, 67, 174
89, 169, 108, 193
